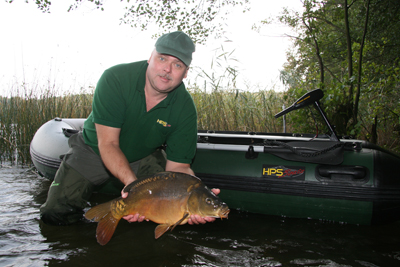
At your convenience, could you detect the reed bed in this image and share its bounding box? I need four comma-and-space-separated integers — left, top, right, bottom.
0, 83, 93, 165
1, 82, 284, 165
190, 88, 284, 133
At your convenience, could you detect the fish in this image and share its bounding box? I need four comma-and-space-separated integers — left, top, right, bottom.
84, 171, 230, 245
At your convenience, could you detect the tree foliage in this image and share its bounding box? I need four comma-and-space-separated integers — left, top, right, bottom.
275, 0, 400, 152
7, 0, 249, 44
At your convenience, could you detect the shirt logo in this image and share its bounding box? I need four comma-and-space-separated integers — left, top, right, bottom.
157, 119, 171, 127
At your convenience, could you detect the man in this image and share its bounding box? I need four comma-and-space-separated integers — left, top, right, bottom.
40, 31, 219, 226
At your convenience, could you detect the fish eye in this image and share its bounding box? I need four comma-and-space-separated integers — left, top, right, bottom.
205, 198, 212, 205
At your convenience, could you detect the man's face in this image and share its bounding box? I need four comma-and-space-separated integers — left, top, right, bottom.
146, 50, 189, 94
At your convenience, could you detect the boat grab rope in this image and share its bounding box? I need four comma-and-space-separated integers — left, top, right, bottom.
263, 140, 345, 158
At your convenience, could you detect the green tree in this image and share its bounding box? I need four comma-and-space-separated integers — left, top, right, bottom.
275, 0, 400, 152
6, 0, 250, 44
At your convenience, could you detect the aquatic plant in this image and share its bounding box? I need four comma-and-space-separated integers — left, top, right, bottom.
0, 82, 93, 165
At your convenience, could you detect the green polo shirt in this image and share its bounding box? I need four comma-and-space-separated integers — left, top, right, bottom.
82, 60, 197, 164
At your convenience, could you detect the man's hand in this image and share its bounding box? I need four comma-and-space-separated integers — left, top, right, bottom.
121, 188, 147, 222
188, 188, 221, 225
123, 213, 146, 223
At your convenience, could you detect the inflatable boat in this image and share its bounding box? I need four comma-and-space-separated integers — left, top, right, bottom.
30, 89, 400, 225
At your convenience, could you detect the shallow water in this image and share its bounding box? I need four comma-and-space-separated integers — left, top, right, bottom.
1, 165, 400, 267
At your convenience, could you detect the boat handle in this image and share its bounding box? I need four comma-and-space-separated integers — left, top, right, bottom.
317, 165, 367, 179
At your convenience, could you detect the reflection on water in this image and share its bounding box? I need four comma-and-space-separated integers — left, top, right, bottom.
1, 165, 400, 267
0, 165, 51, 266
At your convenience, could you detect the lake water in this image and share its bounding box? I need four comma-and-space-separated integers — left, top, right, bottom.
1, 164, 400, 267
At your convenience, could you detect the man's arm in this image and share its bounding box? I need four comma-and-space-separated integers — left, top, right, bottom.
165, 160, 194, 175
95, 123, 146, 223
95, 123, 137, 187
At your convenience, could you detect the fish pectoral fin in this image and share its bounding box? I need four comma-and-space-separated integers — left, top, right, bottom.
154, 213, 190, 239
155, 224, 172, 239
170, 213, 189, 231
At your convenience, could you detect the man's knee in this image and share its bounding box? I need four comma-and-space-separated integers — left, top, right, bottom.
137, 149, 167, 178
40, 162, 94, 225
40, 204, 84, 226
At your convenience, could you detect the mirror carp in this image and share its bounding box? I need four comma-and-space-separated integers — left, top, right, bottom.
85, 172, 230, 245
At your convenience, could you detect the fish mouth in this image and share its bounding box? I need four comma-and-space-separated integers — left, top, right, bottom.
218, 207, 230, 219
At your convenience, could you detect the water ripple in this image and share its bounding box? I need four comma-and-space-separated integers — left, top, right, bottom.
1, 166, 400, 266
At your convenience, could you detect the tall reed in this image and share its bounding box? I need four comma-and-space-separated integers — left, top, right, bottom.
188, 45, 285, 133
0, 82, 93, 165
190, 87, 284, 133
1, 82, 284, 165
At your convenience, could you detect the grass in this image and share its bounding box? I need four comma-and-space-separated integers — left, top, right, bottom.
0, 83, 93, 165
0, 80, 285, 165
191, 88, 284, 133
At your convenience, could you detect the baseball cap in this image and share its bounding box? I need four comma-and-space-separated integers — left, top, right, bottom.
155, 31, 195, 66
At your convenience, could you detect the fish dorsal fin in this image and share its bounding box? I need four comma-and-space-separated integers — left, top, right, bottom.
187, 182, 202, 193
124, 173, 170, 193
154, 213, 189, 239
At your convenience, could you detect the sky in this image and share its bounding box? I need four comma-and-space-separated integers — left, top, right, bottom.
0, 0, 303, 96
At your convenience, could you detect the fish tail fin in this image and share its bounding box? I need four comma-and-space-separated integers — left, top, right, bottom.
96, 213, 121, 245
85, 201, 121, 245
84, 201, 112, 222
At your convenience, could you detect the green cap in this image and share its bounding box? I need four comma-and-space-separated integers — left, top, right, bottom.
155, 31, 195, 66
